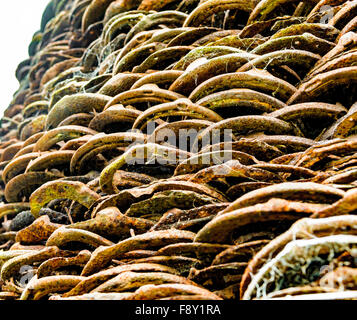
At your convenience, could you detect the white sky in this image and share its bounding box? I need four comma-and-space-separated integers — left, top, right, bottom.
0, 1, 50, 116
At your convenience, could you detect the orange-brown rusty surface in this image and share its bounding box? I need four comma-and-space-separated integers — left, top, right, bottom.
0, 0, 356, 301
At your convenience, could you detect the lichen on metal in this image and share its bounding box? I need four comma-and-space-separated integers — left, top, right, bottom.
0, 0, 356, 300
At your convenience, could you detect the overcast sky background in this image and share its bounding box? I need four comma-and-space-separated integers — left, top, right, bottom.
0, 1, 49, 115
